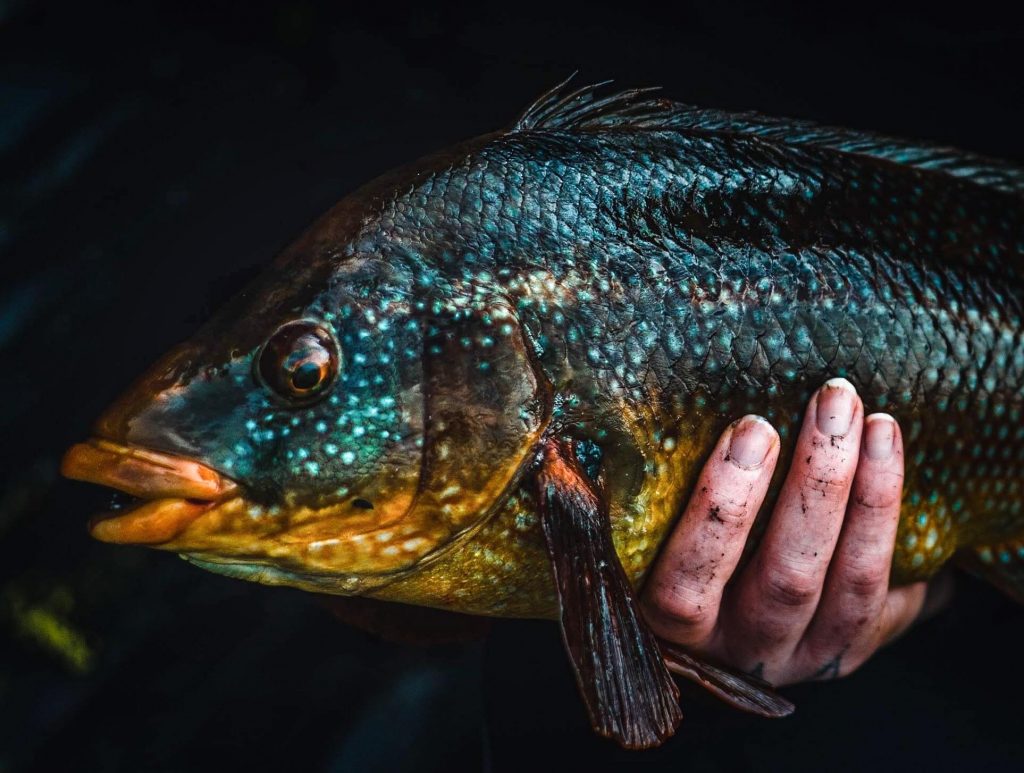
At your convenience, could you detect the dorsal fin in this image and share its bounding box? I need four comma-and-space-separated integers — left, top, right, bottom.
511, 72, 667, 133
510, 76, 1024, 196
663, 106, 1024, 197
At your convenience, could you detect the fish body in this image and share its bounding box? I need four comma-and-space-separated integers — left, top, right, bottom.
62, 81, 1024, 746
357, 98, 1024, 617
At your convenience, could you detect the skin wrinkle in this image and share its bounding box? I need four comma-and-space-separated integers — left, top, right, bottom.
644, 379, 930, 685
644, 418, 780, 647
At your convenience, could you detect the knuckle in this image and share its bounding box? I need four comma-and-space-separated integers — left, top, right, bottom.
704, 495, 752, 527
837, 560, 890, 599
801, 470, 851, 503
762, 565, 820, 609
852, 471, 904, 511
648, 583, 714, 632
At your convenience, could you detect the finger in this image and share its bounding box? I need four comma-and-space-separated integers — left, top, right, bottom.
877, 581, 929, 645
872, 570, 954, 652
725, 378, 864, 672
796, 413, 904, 679
643, 415, 780, 648
917, 569, 955, 622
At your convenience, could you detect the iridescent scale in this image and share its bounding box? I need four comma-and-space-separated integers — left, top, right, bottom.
364, 90, 1024, 602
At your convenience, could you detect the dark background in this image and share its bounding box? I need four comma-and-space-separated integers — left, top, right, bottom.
1, 1, 1023, 771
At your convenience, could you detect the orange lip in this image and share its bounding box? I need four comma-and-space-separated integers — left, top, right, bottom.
61, 439, 238, 544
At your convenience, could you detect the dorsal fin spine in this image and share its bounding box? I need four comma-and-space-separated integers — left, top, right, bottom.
510, 76, 1024, 196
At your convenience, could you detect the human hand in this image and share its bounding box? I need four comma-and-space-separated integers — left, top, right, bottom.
642, 378, 951, 686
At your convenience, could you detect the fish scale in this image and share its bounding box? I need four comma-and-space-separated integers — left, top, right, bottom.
62, 81, 1024, 746
360, 104, 1024, 612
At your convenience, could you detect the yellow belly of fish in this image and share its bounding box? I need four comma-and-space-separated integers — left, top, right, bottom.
369, 405, 1024, 618
369, 411, 718, 618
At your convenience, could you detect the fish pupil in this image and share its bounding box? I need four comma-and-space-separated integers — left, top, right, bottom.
256, 319, 340, 404
291, 361, 323, 391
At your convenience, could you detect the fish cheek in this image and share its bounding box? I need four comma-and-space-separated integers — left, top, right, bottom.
217, 352, 429, 577
239, 316, 426, 510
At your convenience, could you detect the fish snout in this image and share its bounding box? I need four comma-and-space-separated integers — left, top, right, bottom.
93, 343, 206, 454
61, 439, 239, 544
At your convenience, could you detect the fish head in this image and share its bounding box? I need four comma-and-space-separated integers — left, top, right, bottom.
62, 220, 551, 594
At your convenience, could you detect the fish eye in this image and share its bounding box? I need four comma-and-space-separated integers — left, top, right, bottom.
257, 320, 340, 404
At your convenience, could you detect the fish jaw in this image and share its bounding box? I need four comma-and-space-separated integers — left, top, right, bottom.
61, 437, 475, 585
61, 439, 239, 544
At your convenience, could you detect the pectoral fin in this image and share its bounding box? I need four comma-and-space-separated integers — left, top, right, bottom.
534, 438, 682, 749
658, 640, 795, 718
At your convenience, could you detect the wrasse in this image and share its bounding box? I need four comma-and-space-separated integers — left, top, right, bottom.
63, 78, 1024, 748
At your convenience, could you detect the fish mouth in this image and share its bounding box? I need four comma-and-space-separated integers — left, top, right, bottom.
61, 439, 239, 545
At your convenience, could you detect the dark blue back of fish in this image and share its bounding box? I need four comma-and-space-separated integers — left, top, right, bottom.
357, 98, 1024, 584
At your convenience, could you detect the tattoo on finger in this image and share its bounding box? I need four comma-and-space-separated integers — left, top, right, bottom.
809, 645, 849, 681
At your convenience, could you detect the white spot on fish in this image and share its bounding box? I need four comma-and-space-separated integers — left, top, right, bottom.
309, 538, 339, 551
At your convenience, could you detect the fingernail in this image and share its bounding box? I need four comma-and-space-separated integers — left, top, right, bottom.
863, 414, 896, 460
728, 415, 775, 469
816, 378, 856, 436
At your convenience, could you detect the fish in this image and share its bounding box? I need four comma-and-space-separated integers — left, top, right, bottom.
62, 76, 1024, 748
